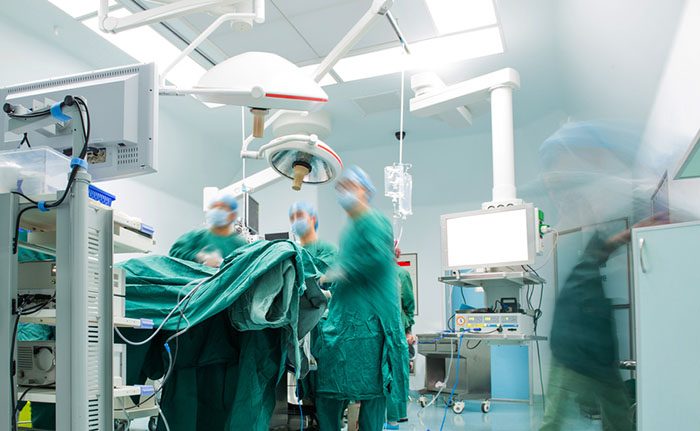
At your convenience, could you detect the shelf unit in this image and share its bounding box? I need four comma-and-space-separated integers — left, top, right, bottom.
1, 176, 157, 430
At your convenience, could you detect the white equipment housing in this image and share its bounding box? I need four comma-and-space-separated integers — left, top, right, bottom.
0, 63, 158, 181
455, 312, 534, 336
17, 341, 56, 386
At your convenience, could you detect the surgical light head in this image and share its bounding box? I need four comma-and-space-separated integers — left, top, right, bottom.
195, 52, 328, 138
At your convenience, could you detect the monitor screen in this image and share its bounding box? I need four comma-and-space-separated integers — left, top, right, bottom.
244, 194, 259, 234
265, 232, 290, 241
442, 206, 534, 270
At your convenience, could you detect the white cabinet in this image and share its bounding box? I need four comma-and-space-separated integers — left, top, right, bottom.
633, 221, 700, 430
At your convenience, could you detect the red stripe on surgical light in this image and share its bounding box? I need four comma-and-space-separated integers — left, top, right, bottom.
397, 261, 411, 267
265, 93, 328, 102
318, 144, 343, 168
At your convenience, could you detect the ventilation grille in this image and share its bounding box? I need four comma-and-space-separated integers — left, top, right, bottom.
351, 91, 401, 115
86, 227, 102, 431
17, 346, 34, 370
8, 67, 141, 95
117, 146, 139, 166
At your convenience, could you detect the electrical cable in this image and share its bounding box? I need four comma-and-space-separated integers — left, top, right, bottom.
17, 133, 31, 149
116, 397, 131, 431
458, 286, 467, 307
534, 229, 559, 271
114, 278, 206, 346
296, 381, 303, 431
440, 333, 464, 431
466, 339, 482, 350
157, 403, 171, 431
417, 333, 456, 420
417, 333, 449, 345
10, 96, 91, 255
124, 278, 203, 411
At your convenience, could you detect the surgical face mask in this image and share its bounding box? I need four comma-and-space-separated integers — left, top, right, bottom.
205, 208, 232, 227
337, 190, 360, 211
291, 219, 311, 237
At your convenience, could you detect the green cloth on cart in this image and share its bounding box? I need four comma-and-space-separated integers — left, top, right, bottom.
118, 240, 327, 431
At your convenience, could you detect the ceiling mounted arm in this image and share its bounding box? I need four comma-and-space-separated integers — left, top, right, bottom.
240, 0, 396, 157
100, 0, 260, 33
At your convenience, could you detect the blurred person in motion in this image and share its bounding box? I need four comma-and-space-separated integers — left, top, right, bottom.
313, 166, 408, 431
538, 121, 665, 431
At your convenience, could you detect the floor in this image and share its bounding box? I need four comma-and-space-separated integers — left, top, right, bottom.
128, 396, 606, 431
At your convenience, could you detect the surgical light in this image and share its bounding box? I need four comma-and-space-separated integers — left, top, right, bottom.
241, 111, 342, 191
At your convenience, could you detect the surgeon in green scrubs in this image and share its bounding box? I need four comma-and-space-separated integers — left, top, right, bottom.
289, 201, 337, 272
313, 166, 409, 431
169, 194, 247, 267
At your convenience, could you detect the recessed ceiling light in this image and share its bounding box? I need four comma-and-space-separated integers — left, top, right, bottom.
83, 10, 206, 89
425, 0, 497, 34
47, 0, 117, 19
334, 26, 503, 82
333, 47, 406, 82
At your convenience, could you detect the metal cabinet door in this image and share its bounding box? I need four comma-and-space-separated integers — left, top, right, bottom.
633, 221, 700, 430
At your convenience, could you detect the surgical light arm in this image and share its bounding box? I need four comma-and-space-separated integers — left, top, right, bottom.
205, 0, 397, 204
100, 0, 264, 33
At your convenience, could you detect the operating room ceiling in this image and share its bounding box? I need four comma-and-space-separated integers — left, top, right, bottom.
2, 0, 688, 174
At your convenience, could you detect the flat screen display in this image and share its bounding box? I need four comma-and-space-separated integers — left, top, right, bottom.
445, 208, 531, 269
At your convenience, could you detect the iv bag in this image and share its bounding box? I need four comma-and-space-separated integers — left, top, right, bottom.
384, 164, 413, 217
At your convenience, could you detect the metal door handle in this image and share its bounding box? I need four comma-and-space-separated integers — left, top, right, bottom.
639, 238, 648, 273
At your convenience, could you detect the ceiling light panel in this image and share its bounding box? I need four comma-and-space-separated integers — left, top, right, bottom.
425, 0, 497, 34
83, 10, 206, 89
334, 26, 503, 82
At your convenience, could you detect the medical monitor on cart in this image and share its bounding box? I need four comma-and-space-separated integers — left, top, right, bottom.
441, 204, 537, 272
0, 63, 158, 181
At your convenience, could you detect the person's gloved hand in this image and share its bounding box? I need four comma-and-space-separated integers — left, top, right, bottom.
196, 251, 223, 268
406, 333, 417, 345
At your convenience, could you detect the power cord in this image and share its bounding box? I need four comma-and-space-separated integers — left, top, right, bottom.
17, 133, 31, 149
440, 333, 464, 431
9, 95, 91, 255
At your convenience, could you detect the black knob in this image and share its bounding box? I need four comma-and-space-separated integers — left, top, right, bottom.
3, 103, 12, 114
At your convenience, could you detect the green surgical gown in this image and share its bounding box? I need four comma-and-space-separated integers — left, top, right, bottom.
302, 239, 338, 274
314, 209, 409, 405
398, 267, 415, 332
168, 228, 247, 262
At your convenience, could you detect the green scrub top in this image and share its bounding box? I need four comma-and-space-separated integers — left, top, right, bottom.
169, 228, 247, 262
302, 239, 337, 274
314, 209, 409, 403
398, 267, 416, 332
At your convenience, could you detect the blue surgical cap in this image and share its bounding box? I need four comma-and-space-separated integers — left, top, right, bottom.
539, 121, 641, 172
212, 193, 238, 212
289, 201, 318, 229
339, 165, 375, 200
